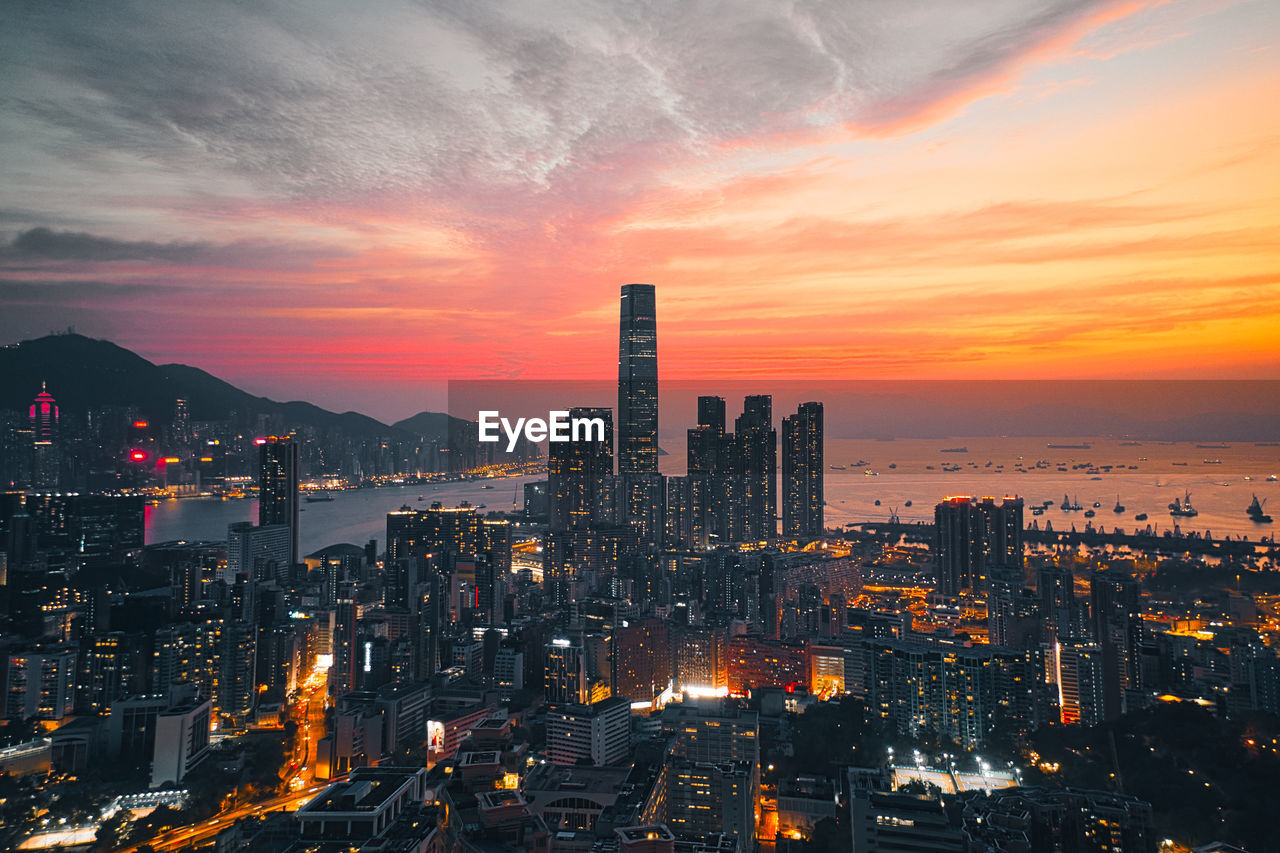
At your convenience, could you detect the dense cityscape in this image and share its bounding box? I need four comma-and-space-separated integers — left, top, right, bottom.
0, 284, 1278, 853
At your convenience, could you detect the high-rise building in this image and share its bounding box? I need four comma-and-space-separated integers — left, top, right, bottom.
618, 283, 658, 476
672, 625, 727, 693
721, 396, 776, 542
545, 638, 589, 705
1090, 571, 1143, 720
987, 571, 1042, 650
227, 521, 291, 585
933, 496, 1023, 596
4, 644, 77, 720
258, 437, 299, 567
1055, 637, 1105, 726
782, 402, 823, 539
333, 599, 359, 695
664, 759, 755, 846
411, 571, 445, 681
546, 696, 631, 766
547, 407, 614, 531
28, 382, 59, 489
614, 616, 671, 703
1038, 563, 1086, 644
150, 695, 212, 788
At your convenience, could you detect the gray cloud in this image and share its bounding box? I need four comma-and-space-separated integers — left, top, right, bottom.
1, 227, 206, 262
0, 0, 1124, 225
0, 227, 349, 270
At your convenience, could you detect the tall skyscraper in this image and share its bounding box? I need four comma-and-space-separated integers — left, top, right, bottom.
29, 382, 59, 489
729, 395, 776, 541
1090, 571, 1143, 720
617, 283, 658, 475
782, 401, 823, 539
933, 496, 1024, 596
258, 437, 299, 567
547, 406, 614, 531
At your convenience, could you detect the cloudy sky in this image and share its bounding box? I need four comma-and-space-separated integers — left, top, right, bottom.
1, 0, 1277, 421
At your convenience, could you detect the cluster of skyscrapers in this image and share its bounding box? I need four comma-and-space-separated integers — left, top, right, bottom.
544, 283, 826, 609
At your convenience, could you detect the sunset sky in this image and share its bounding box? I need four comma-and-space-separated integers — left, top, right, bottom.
1, 0, 1277, 422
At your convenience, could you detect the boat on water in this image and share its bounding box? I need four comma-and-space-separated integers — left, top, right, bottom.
1032, 506, 1045, 516
1060, 494, 1071, 511
1169, 491, 1199, 518
1269, 474, 1279, 482
480, 484, 494, 489
1047, 443, 1091, 449
305, 491, 335, 503
829, 465, 847, 470
1071, 495, 1083, 511
1084, 509, 1096, 518
1134, 512, 1149, 521
940, 447, 968, 453
1247, 494, 1273, 524
1113, 496, 1126, 513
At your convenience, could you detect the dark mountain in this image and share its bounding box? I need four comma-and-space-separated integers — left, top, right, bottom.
391, 411, 456, 436
0, 333, 431, 438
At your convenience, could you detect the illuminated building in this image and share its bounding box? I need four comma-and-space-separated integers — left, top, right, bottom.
386, 501, 505, 564
545, 638, 589, 704
79, 631, 146, 715
660, 700, 759, 767
987, 571, 1042, 650
1038, 563, 1086, 644
28, 382, 59, 489
4, 644, 77, 720
226, 521, 290, 584
257, 437, 299, 567
548, 406, 615, 531
412, 570, 445, 680
546, 696, 631, 766
1090, 570, 1143, 720
664, 759, 754, 846
933, 495, 1023, 596
1055, 637, 1105, 726
494, 645, 524, 694
333, 598, 359, 695
850, 791, 964, 852
149, 694, 212, 788
615, 616, 672, 703
665, 474, 711, 550
672, 625, 727, 693
727, 396, 776, 542
618, 283, 658, 477
726, 636, 807, 695
781, 401, 823, 539
864, 638, 1048, 748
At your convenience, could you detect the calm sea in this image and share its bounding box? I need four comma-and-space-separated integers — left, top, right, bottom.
145, 437, 1280, 552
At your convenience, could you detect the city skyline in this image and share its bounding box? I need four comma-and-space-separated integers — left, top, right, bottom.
1, 1, 1278, 420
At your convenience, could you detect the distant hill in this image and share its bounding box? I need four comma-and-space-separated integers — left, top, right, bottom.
0, 333, 464, 439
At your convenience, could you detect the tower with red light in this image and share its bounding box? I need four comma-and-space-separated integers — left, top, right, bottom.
29, 381, 60, 488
